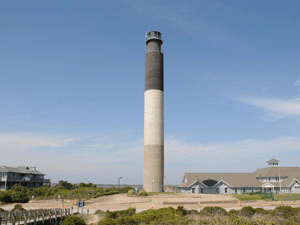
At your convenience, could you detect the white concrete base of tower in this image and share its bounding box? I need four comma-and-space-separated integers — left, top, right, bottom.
144, 89, 164, 192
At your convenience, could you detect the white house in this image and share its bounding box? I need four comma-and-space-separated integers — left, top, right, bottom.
0, 166, 51, 191
179, 159, 300, 194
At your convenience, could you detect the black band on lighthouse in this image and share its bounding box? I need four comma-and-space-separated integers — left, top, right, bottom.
145, 51, 164, 91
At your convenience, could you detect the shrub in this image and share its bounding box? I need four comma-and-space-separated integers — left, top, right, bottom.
137, 189, 148, 196
241, 206, 256, 217
61, 215, 86, 225
98, 218, 117, 225
228, 209, 239, 215
273, 206, 298, 219
200, 206, 227, 216
176, 206, 187, 216
0, 191, 12, 203
185, 209, 199, 215
255, 208, 269, 214
99, 207, 191, 225
117, 216, 139, 225
0, 208, 6, 212
11, 204, 25, 212
127, 189, 136, 196
119, 186, 136, 194
95, 209, 105, 216
129, 207, 190, 225
105, 208, 136, 219
10, 185, 30, 203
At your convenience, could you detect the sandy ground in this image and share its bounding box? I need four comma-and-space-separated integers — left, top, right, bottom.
2, 193, 300, 213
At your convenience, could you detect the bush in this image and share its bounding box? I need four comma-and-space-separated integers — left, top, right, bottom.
105, 208, 136, 219
176, 206, 187, 216
127, 189, 136, 196
98, 218, 117, 225
228, 209, 239, 215
240, 206, 256, 217
95, 209, 105, 216
117, 216, 139, 225
200, 206, 227, 216
11, 204, 25, 212
61, 215, 87, 225
0, 208, 6, 212
98, 207, 191, 225
255, 207, 269, 214
137, 189, 148, 196
10, 185, 30, 203
273, 206, 298, 219
0, 191, 12, 203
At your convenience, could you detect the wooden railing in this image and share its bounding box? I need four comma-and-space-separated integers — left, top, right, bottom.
0, 208, 70, 225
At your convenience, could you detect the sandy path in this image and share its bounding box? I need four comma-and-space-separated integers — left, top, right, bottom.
2, 194, 300, 213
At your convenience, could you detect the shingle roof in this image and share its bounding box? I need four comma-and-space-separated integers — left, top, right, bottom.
179, 173, 260, 188
0, 166, 45, 175
267, 159, 280, 164
254, 167, 300, 178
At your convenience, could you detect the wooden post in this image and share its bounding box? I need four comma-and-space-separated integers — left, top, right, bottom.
42, 211, 45, 224
34, 211, 37, 225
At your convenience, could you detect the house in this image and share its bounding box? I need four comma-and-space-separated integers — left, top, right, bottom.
0, 166, 51, 190
179, 159, 300, 194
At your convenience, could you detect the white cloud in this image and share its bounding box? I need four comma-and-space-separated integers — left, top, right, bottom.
166, 136, 300, 161
2, 132, 300, 185
0, 132, 77, 151
237, 97, 300, 119
164, 136, 300, 184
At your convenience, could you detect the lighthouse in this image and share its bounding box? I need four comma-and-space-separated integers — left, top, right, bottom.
143, 31, 164, 192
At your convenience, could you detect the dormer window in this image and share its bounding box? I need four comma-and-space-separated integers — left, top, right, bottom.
184, 177, 188, 183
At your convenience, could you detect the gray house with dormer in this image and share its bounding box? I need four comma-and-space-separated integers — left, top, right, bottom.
179, 159, 300, 194
0, 166, 51, 191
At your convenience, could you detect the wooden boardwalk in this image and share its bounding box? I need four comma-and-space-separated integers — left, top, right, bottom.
0, 208, 71, 225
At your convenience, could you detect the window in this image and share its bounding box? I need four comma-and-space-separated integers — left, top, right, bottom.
192, 188, 195, 193
216, 188, 219, 193
225, 188, 228, 194
235, 188, 237, 193
243, 188, 245, 193
269, 177, 271, 181
201, 188, 203, 193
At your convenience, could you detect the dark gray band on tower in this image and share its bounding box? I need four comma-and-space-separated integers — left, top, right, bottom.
145, 51, 164, 91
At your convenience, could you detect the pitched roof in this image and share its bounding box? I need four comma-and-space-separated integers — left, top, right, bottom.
267, 159, 280, 164
0, 166, 45, 175
179, 173, 260, 188
254, 167, 300, 178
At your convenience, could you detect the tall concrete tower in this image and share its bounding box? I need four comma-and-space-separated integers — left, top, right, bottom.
144, 31, 164, 192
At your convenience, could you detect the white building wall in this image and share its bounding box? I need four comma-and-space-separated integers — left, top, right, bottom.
291, 183, 300, 193
179, 184, 261, 195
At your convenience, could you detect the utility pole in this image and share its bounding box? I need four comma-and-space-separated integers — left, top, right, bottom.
118, 176, 123, 191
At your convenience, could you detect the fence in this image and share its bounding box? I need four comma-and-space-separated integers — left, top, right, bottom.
0, 208, 70, 225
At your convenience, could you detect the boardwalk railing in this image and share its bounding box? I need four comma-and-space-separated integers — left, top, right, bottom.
0, 208, 70, 225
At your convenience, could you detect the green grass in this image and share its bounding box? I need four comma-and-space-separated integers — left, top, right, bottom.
233, 193, 300, 202
95, 206, 300, 225
0, 185, 133, 204
274, 194, 300, 201
147, 192, 177, 196
232, 192, 274, 201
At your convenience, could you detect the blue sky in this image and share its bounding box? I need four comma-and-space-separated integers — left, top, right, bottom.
1, 0, 300, 185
